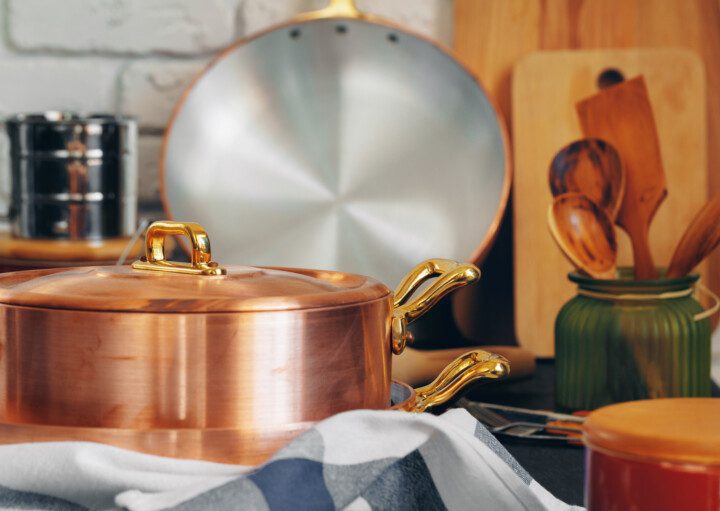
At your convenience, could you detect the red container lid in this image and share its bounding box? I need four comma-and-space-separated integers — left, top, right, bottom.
584, 398, 720, 466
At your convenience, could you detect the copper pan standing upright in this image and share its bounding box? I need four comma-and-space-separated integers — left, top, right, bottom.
160, 0, 511, 289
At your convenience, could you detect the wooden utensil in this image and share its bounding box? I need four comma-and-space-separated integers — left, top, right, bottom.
576, 76, 667, 280
666, 195, 720, 278
393, 345, 536, 386
548, 193, 617, 279
549, 139, 625, 220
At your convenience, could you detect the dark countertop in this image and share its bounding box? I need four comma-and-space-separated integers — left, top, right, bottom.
456, 359, 720, 507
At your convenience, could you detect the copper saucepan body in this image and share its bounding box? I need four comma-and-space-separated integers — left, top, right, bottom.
0, 221, 508, 464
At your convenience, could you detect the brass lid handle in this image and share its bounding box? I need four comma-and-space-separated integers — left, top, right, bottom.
392, 259, 480, 354
132, 220, 227, 276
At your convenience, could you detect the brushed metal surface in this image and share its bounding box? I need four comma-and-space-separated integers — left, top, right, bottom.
162, 18, 508, 287
0, 298, 393, 432
0, 381, 416, 465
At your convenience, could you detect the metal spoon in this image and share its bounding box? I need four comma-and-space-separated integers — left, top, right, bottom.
666, 195, 720, 278
548, 193, 618, 279
549, 138, 625, 221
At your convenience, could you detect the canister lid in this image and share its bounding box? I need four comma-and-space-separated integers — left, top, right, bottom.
5, 112, 136, 158
0, 264, 390, 313
583, 398, 720, 466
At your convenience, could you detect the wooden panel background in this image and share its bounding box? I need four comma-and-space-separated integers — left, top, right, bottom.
453, 0, 720, 350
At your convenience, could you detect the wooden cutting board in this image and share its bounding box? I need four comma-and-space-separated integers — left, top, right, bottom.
512, 48, 707, 356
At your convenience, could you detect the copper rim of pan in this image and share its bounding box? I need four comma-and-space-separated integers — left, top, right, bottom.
157, 4, 512, 267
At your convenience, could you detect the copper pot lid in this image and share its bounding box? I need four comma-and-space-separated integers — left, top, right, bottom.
0, 222, 388, 313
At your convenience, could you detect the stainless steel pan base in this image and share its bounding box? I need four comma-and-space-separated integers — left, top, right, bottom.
162, 17, 509, 286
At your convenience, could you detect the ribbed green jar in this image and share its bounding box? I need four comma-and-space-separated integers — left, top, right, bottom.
555, 269, 712, 412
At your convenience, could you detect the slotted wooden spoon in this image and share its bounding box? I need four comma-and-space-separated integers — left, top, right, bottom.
577, 76, 666, 280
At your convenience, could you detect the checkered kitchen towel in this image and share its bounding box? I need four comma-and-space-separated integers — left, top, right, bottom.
0, 409, 583, 511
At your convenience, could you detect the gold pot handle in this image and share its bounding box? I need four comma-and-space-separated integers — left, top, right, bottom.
392, 259, 480, 354
411, 350, 510, 413
294, 0, 362, 21
132, 220, 226, 276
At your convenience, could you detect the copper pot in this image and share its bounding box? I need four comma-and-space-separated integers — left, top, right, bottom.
0, 221, 508, 464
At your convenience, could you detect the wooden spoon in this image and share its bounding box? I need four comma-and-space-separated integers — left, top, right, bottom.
666, 195, 720, 278
548, 193, 617, 279
577, 76, 666, 280
549, 138, 625, 220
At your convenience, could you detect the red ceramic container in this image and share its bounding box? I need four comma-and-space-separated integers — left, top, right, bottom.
583, 398, 720, 510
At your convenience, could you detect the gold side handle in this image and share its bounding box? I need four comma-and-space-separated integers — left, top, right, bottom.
132, 220, 227, 276
391, 259, 480, 354
294, 0, 362, 21
411, 351, 510, 413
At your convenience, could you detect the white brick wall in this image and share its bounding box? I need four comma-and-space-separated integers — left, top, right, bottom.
0, 0, 453, 208
0, 60, 118, 116
8, 0, 241, 55
120, 60, 209, 129
241, 0, 451, 40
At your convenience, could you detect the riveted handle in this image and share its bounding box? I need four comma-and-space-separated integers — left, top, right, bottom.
391, 259, 480, 354
411, 350, 510, 413
132, 220, 226, 276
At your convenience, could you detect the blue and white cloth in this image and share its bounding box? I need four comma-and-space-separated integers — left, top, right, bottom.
0, 409, 583, 510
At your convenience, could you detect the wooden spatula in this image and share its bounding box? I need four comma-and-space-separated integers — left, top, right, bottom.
666, 195, 720, 278
577, 76, 667, 280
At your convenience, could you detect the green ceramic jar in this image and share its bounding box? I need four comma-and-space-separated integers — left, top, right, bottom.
555, 269, 713, 412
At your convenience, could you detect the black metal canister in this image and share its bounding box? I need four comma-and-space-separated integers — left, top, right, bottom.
5, 112, 137, 239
